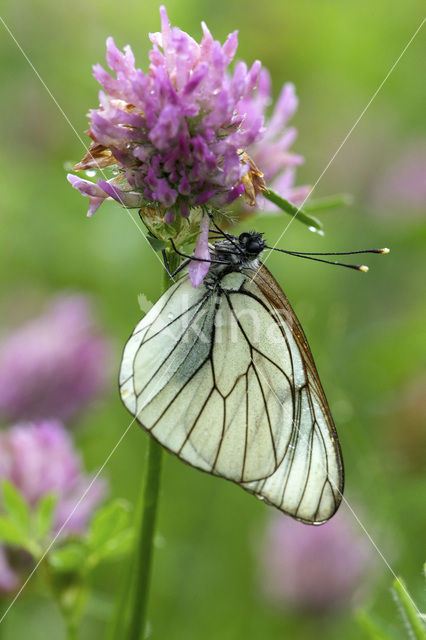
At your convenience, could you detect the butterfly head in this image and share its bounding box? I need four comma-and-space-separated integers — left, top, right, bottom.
238, 231, 265, 257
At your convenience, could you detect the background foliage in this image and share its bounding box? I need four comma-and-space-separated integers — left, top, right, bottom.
0, 0, 424, 637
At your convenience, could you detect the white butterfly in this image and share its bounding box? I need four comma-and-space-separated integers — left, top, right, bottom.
119, 231, 344, 524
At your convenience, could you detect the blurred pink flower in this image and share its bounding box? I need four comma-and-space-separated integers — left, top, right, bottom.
0, 294, 110, 423
371, 144, 426, 214
258, 510, 373, 613
0, 420, 106, 534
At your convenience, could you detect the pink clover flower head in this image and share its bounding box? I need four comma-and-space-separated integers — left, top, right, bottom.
67, 8, 308, 286
67, 5, 263, 219
242, 69, 310, 209
0, 294, 110, 423
0, 420, 106, 535
258, 510, 373, 613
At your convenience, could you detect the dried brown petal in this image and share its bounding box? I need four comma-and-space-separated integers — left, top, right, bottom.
73, 142, 117, 171
239, 151, 267, 206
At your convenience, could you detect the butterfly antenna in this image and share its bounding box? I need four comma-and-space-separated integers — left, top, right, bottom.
207, 213, 244, 254
265, 246, 390, 272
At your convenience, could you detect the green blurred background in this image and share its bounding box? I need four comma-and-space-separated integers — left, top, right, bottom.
0, 0, 425, 637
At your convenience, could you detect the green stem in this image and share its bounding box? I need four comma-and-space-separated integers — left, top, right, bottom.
392, 578, 426, 640
127, 439, 163, 640
354, 609, 392, 640
65, 618, 79, 640
126, 266, 173, 640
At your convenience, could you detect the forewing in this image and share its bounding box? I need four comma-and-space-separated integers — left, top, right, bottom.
239, 264, 344, 523
120, 275, 216, 468
205, 273, 295, 482
120, 271, 294, 484
120, 265, 343, 523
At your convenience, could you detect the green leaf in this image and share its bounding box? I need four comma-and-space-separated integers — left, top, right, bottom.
0, 515, 40, 557
104, 528, 134, 555
35, 493, 57, 539
0, 515, 29, 546
94, 529, 135, 561
263, 190, 323, 232
303, 193, 354, 213
89, 529, 134, 565
87, 499, 131, 552
49, 542, 88, 573
2, 480, 30, 534
392, 577, 426, 640
355, 609, 395, 640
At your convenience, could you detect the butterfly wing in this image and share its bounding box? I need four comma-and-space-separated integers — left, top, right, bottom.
238, 263, 344, 523
120, 265, 343, 523
120, 272, 291, 483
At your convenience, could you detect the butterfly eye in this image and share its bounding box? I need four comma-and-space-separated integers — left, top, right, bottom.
246, 238, 262, 252
238, 232, 251, 244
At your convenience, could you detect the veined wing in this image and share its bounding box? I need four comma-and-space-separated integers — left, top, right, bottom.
119, 271, 296, 483
238, 263, 344, 523
119, 264, 343, 523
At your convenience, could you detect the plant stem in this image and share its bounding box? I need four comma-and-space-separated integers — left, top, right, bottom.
127, 438, 163, 640
127, 266, 173, 640
392, 578, 426, 640
65, 618, 79, 640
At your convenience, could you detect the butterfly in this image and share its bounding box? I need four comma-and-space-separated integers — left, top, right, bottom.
119, 228, 388, 524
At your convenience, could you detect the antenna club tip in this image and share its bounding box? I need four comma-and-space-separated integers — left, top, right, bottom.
359, 265, 369, 272
380, 247, 390, 254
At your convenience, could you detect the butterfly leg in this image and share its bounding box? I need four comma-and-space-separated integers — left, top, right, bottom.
161, 249, 174, 279
161, 249, 191, 279
168, 238, 229, 265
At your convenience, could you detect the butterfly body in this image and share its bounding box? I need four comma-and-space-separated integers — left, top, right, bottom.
120, 232, 344, 524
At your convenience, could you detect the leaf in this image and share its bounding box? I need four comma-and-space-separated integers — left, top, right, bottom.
87, 500, 131, 552
104, 528, 134, 555
1, 480, 30, 534
355, 609, 395, 640
35, 493, 57, 539
49, 542, 88, 573
0, 515, 28, 546
263, 189, 323, 232
89, 529, 135, 564
392, 577, 426, 640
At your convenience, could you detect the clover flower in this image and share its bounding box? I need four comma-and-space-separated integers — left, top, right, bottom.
0, 420, 106, 534
258, 511, 373, 613
0, 294, 110, 423
241, 68, 310, 211
68, 5, 262, 221
68, 6, 307, 286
